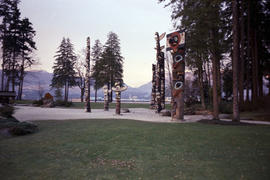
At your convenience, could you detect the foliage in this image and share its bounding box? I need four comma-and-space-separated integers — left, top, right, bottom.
91, 39, 103, 90
54, 87, 62, 101
51, 38, 77, 101
32, 99, 43, 106
75, 49, 86, 102
92, 32, 124, 100
219, 101, 233, 114
0, 120, 270, 179
222, 64, 233, 101
0, 117, 38, 136
0, 0, 36, 96
0, 105, 14, 118
54, 100, 73, 107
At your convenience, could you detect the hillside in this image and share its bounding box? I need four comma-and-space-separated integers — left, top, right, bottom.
0, 70, 152, 100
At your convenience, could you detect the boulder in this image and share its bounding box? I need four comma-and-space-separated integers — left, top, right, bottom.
121, 108, 130, 113
160, 110, 171, 117
42, 93, 54, 108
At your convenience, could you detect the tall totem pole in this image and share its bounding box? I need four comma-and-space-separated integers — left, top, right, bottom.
155, 32, 166, 113
150, 64, 157, 109
112, 81, 128, 115
103, 85, 109, 111
166, 31, 185, 120
85, 37, 91, 112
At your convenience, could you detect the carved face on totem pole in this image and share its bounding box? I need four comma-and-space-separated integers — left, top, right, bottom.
166, 31, 185, 98
103, 85, 108, 101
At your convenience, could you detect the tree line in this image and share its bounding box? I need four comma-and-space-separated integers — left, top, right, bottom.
51, 32, 124, 102
159, 0, 270, 121
0, 0, 36, 100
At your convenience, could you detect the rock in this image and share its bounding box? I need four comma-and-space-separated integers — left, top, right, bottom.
121, 108, 130, 113
42, 92, 54, 107
184, 107, 196, 115
160, 110, 171, 117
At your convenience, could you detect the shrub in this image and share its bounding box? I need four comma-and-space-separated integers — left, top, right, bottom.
9, 122, 38, 136
55, 100, 73, 107
0, 105, 15, 118
32, 99, 43, 106
0, 117, 38, 136
219, 101, 232, 114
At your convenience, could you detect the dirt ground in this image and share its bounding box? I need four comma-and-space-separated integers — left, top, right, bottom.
13, 106, 270, 125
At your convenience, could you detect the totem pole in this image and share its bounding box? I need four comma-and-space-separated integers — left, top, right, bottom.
112, 81, 128, 115
150, 64, 157, 109
166, 31, 186, 120
103, 85, 110, 111
85, 37, 91, 112
155, 32, 166, 113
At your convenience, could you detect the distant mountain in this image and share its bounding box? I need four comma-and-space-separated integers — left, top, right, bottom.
0, 70, 152, 100
122, 82, 152, 100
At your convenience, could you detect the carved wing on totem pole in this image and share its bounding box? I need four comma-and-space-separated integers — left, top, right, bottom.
112, 82, 128, 92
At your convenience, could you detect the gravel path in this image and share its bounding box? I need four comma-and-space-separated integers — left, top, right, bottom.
13, 106, 270, 125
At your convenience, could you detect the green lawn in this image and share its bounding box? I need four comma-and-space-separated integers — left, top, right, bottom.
1, 119, 270, 179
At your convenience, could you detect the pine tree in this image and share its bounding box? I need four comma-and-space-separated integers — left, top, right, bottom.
17, 17, 36, 100
0, 0, 36, 99
159, 0, 229, 120
93, 32, 123, 102
91, 39, 103, 102
51, 37, 76, 102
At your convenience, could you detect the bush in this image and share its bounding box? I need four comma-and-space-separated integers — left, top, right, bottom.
219, 101, 232, 114
0, 117, 38, 136
32, 99, 43, 106
9, 122, 38, 136
0, 105, 15, 118
55, 100, 73, 107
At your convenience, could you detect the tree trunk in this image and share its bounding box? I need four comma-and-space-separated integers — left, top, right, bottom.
198, 64, 206, 109
17, 74, 24, 100
1, 63, 5, 91
67, 82, 69, 102
210, 29, 219, 120
5, 75, 10, 91
64, 81, 67, 102
239, 0, 245, 108
80, 88, 84, 102
246, 0, 252, 103
217, 58, 221, 104
251, 30, 258, 105
95, 88, 97, 102
232, 0, 240, 122
206, 60, 212, 104
12, 50, 16, 92
258, 75, 263, 97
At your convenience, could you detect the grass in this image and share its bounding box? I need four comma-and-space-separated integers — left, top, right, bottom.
0, 119, 270, 179
15, 100, 33, 105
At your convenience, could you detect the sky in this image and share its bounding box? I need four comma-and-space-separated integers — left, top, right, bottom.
19, 0, 175, 87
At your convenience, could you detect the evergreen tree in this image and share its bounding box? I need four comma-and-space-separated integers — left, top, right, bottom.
159, 0, 228, 120
91, 39, 103, 102
51, 37, 76, 102
0, 0, 36, 100
93, 32, 123, 102
17, 17, 36, 100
